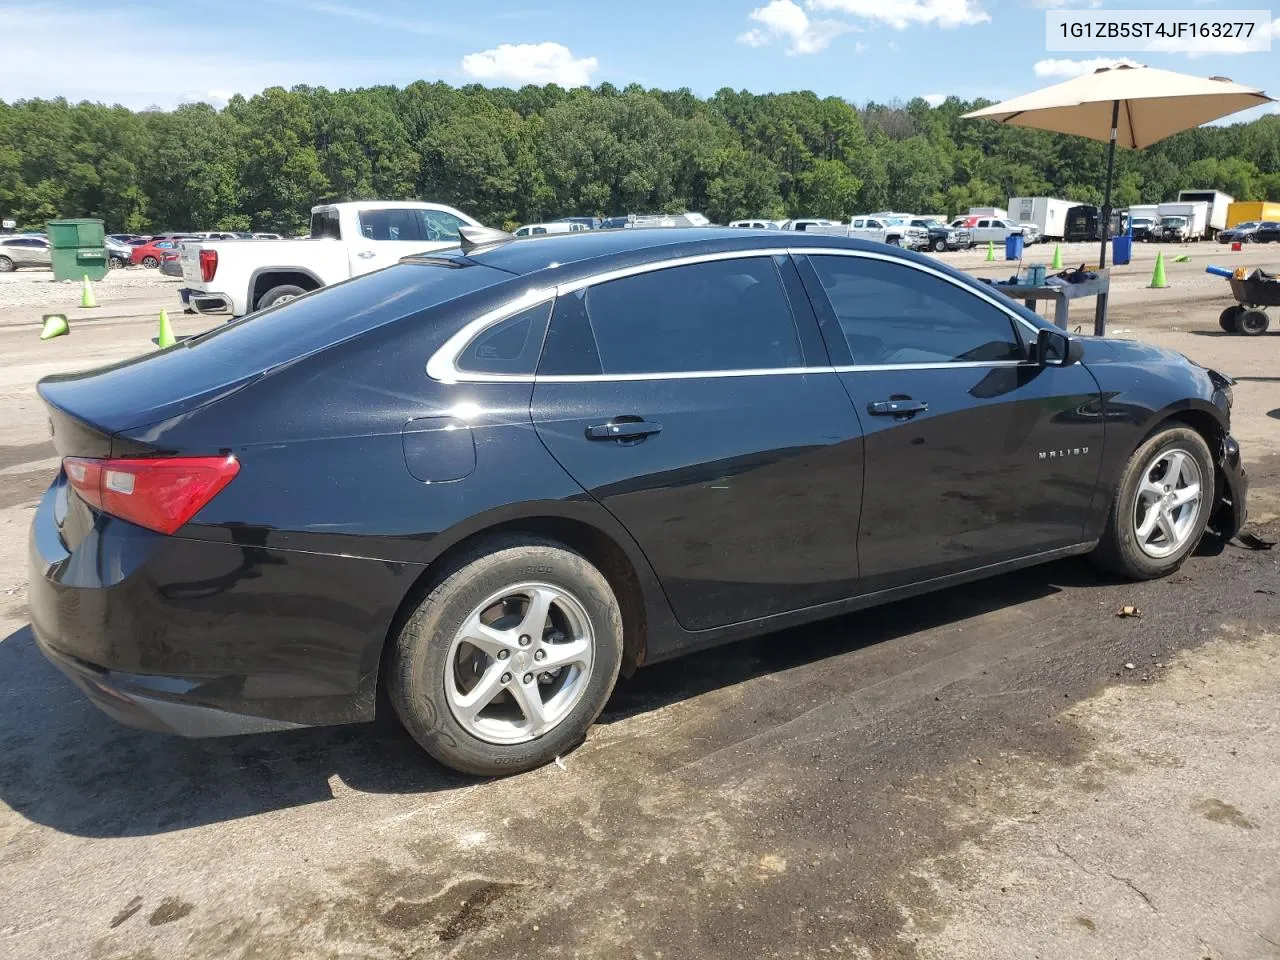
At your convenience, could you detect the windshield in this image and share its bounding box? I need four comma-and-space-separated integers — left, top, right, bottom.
1161, 217, 1187, 226
1132, 218, 1152, 226
1235, 222, 1258, 230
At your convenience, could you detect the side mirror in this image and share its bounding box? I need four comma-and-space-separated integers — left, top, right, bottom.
1037, 328, 1084, 368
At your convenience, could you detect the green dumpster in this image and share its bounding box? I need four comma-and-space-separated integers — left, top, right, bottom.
46, 218, 109, 281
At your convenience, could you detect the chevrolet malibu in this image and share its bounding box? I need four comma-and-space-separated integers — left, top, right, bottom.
29, 228, 1246, 775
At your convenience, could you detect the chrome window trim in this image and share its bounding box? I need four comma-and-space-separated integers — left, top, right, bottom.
424, 245, 1044, 383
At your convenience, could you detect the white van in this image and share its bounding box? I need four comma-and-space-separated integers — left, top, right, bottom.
513, 222, 588, 237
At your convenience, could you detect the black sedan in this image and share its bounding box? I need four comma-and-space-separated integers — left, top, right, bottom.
1218, 221, 1280, 244
29, 228, 1247, 776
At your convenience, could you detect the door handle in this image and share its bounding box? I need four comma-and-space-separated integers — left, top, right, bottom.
585, 419, 663, 441
868, 399, 928, 416
356, 250, 377, 259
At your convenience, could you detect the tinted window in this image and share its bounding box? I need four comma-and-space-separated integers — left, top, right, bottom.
360, 208, 426, 241
977, 220, 991, 228
457, 301, 552, 375
311, 209, 341, 239
581, 257, 803, 375
809, 255, 1022, 365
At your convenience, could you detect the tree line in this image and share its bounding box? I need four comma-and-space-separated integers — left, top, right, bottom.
2, 82, 1278, 234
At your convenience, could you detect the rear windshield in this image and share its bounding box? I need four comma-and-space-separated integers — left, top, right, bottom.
179, 262, 508, 379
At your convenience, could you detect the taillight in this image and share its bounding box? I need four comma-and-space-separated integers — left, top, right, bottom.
63, 456, 240, 534
199, 249, 218, 283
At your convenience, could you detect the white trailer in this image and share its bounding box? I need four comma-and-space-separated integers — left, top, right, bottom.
1155, 201, 1209, 242
1176, 189, 1234, 236
1008, 197, 1075, 241
968, 206, 1008, 220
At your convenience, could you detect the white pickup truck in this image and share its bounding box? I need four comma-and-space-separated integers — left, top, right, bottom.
179, 200, 480, 316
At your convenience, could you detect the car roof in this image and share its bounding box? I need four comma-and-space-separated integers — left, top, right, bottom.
412, 227, 959, 288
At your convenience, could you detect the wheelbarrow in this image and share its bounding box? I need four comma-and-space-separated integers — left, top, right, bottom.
1211, 266, 1278, 335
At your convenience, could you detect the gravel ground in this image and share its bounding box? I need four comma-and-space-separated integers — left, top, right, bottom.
0, 267, 181, 311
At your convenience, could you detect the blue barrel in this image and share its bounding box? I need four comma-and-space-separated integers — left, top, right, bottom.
1112, 234, 1133, 266
1004, 233, 1025, 260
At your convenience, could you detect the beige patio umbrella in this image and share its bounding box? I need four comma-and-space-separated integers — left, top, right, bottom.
964, 64, 1272, 330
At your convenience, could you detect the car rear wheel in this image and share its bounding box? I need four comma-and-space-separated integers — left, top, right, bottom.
1218, 305, 1243, 332
0, 256, 13, 273
388, 537, 624, 776
141, 255, 158, 268
1236, 308, 1270, 336
1091, 424, 1214, 580
256, 284, 307, 311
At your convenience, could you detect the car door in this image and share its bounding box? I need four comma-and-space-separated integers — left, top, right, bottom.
346, 207, 471, 275
849, 218, 867, 241
796, 251, 1105, 593
972, 219, 993, 243
865, 219, 886, 243
1259, 222, 1280, 243
530, 253, 867, 631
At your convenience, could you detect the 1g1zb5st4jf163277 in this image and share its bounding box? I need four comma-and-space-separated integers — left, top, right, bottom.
29, 227, 1246, 775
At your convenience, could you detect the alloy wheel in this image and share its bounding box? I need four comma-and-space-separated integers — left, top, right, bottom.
1132, 447, 1203, 559
445, 582, 595, 745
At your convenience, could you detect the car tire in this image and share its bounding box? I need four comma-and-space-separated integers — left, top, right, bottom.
1235, 308, 1270, 336
886, 236, 901, 247
141, 255, 158, 268
932, 238, 947, 253
388, 536, 624, 776
1218, 305, 1243, 332
256, 284, 307, 311
0, 256, 13, 273
1091, 423, 1215, 580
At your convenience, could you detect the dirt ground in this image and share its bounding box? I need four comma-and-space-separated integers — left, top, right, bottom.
0, 244, 1277, 960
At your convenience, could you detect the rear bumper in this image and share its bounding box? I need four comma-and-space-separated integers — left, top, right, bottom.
27, 478, 412, 737
186, 290, 233, 314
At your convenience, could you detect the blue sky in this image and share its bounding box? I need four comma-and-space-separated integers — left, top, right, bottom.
0, 0, 1275, 121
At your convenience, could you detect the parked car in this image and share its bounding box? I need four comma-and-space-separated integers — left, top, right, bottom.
729, 220, 782, 230
1016, 222, 1043, 244
107, 234, 144, 245
131, 238, 186, 268
554, 217, 600, 230
780, 218, 838, 232
251, 233, 283, 240
105, 237, 134, 269
908, 217, 971, 252
0, 235, 51, 271
159, 250, 184, 277
969, 218, 1028, 245
848, 216, 929, 249
28, 227, 1247, 777
513, 222, 588, 237
1218, 221, 1280, 244
179, 201, 479, 316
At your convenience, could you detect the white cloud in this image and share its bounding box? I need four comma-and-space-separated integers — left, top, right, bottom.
855, 40, 870, 52
923, 93, 946, 106
460, 42, 598, 86
181, 89, 235, 108
809, 0, 990, 29
1033, 56, 1141, 78
737, 0, 850, 54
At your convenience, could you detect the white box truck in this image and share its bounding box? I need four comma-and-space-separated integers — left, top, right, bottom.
1176, 189, 1234, 237
1008, 197, 1074, 242
1124, 203, 1160, 241
1155, 201, 1209, 243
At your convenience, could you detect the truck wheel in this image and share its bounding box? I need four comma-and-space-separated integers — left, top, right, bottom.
256, 284, 307, 311
932, 238, 947, 253
1236, 308, 1270, 336
1218, 306, 1243, 332
886, 236, 901, 247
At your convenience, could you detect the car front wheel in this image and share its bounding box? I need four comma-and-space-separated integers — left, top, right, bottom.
1091, 424, 1214, 579
388, 537, 624, 776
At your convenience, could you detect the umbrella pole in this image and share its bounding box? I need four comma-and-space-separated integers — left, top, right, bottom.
1093, 99, 1120, 336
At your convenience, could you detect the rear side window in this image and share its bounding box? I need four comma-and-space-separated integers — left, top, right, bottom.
809, 255, 1022, 365
360, 208, 426, 241
560, 257, 803, 376
311, 209, 341, 239
456, 301, 552, 375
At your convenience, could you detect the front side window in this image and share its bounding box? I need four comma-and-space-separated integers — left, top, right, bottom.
809, 255, 1023, 366
579, 257, 802, 375
421, 210, 466, 242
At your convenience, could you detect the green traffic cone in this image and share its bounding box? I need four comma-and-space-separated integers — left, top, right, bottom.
1051, 244, 1063, 270
985, 240, 995, 262
156, 309, 175, 348
1149, 251, 1167, 289
80, 275, 98, 308
39, 314, 69, 340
